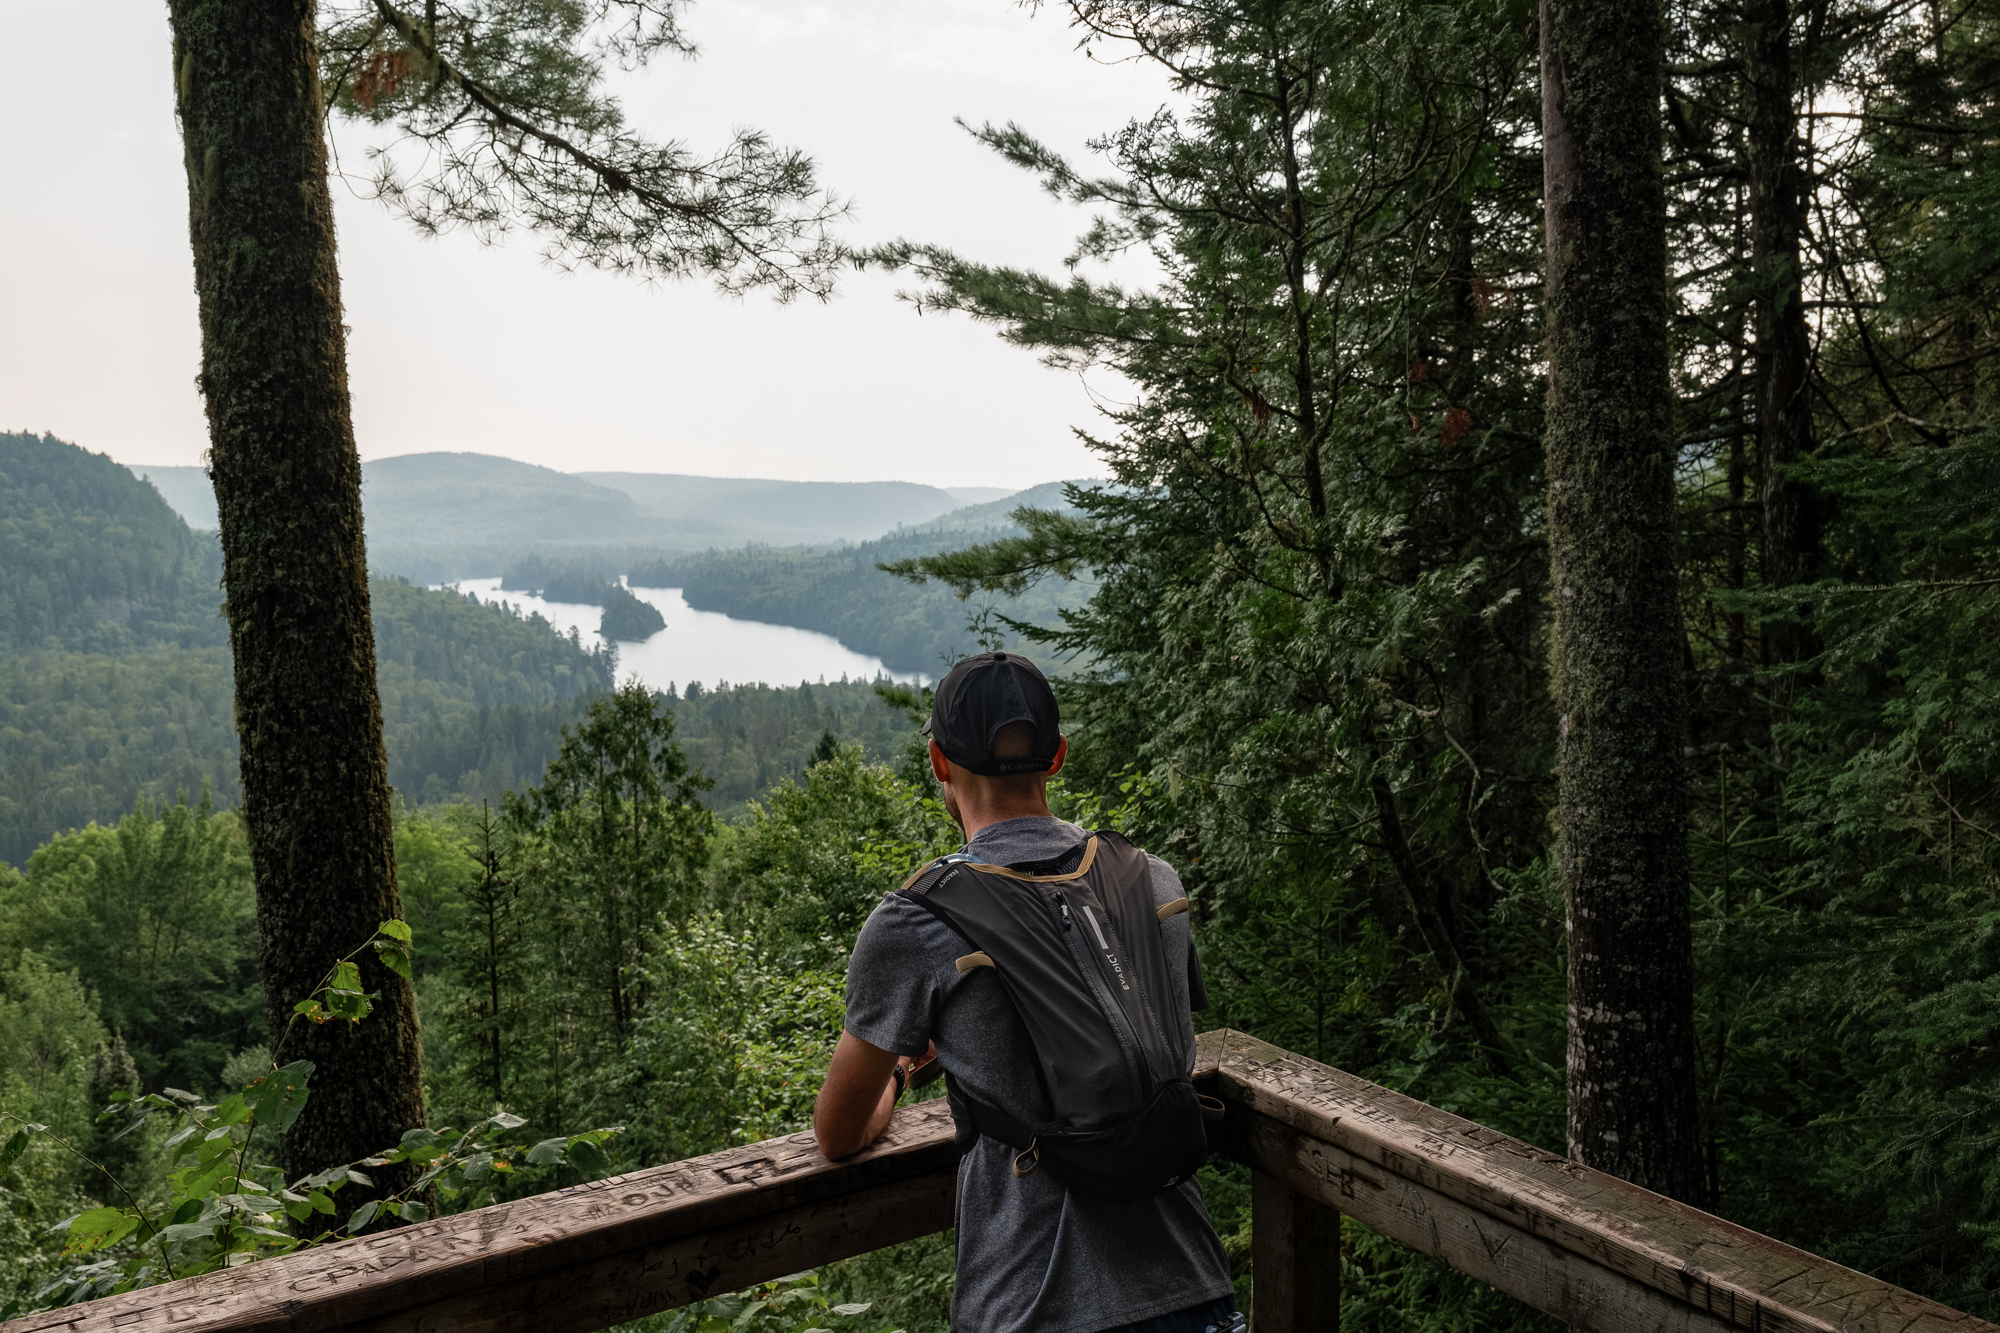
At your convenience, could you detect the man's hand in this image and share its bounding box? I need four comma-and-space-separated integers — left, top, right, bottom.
814, 1030, 930, 1159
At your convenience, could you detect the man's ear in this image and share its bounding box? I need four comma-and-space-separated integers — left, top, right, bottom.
929, 738, 953, 784
1048, 735, 1069, 777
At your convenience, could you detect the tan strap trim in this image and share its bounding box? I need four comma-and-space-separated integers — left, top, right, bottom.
1156, 896, 1189, 922
956, 836, 1100, 883
955, 951, 995, 973
898, 858, 946, 892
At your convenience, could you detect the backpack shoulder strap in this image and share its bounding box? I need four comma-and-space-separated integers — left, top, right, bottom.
942, 835, 1101, 884
897, 851, 977, 894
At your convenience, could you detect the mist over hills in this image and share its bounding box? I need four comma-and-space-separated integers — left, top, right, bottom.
131, 453, 1013, 564
578, 471, 967, 545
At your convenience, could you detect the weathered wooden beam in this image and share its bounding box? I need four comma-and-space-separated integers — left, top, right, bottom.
1231, 1098, 1738, 1333
1199, 1030, 1996, 1333
15, 1036, 1998, 1333
5, 1100, 958, 1333
348, 1169, 957, 1333
1249, 1170, 1339, 1333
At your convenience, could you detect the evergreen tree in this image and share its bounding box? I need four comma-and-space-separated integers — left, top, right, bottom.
1541, 0, 1702, 1198
168, 0, 427, 1199
875, 0, 1551, 1076
161, 0, 842, 1199
451, 804, 522, 1114
504, 682, 713, 1133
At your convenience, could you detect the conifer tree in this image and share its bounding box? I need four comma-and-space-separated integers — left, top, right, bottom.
1541, 0, 1702, 1200
163, 0, 837, 1196
167, 0, 425, 1198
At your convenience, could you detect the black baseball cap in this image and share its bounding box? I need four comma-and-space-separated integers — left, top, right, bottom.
922, 651, 1061, 776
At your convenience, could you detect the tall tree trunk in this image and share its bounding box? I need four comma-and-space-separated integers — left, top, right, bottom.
1540, 0, 1703, 1201
167, 0, 426, 1195
1745, 0, 1822, 687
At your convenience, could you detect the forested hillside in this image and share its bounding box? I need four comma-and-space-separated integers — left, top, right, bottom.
0, 582, 612, 864
0, 433, 224, 654
1, 580, 909, 861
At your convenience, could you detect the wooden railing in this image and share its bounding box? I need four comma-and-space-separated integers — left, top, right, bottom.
9, 1031, 1994, 1333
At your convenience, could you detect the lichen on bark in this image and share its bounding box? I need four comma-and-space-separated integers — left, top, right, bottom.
168, 0, 427, 1200
1541, 0, 1703, 1202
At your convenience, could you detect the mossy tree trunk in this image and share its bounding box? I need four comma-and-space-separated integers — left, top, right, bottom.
1540, 0, 1703, 1201
167, 0, 426, 1195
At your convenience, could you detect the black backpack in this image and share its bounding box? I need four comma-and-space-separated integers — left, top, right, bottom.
897, 829, 1219, 1201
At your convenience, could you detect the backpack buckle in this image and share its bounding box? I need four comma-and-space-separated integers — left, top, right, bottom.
1012, 1139, 1041, 1179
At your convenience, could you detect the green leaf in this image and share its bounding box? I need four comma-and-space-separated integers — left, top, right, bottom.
488, 1111, 527, 1131
378, 919, 413, 943
0, 1128, 31, 1174
566, 1136, 612, 1175
401, 1201, 429, 1224
330, 960, 364, 993
831, 1303, 872, 1316
180, 1153, 239, 1201
375, 945, 413, 980
65, 1207, 139, 1255
347, 1201, 379, 1233
156, 1220, 220, 1246
526, 1136, 568, 1166
244, 1061, 315, 1132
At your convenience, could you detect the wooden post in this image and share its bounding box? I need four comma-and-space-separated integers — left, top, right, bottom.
1252, 1169, 1340, 1332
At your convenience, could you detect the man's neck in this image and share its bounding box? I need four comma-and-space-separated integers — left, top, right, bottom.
957, 801, 1056, 844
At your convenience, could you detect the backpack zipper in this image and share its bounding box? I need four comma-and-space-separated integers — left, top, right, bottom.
1054, 888, 1148, 1094
1079, 902, 1111, 951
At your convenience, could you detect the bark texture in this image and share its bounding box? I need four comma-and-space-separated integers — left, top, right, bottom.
168, 0, 426, 1190
1540, 0, 1703, 1200
1745, 0, 1822, 679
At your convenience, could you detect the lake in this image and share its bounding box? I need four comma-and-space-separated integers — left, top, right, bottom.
450, 578, 927, 691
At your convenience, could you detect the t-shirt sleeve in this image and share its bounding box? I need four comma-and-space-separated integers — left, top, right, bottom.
843, 894, 946, 1058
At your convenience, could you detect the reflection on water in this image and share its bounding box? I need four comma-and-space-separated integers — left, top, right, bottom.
449, 578, 925, 691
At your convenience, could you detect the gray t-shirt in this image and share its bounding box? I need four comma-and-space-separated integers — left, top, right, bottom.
844, 816, 1233, 1333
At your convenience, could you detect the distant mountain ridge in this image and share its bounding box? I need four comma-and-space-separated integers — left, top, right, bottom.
125, 453, 1052, 570
898, 480, 1080, 535
577, 471, 965, 544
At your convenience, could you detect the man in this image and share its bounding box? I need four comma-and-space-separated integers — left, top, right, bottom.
815, 651, 1236, 1333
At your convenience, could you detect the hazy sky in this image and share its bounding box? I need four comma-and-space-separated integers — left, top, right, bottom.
0, 0, 1174, 489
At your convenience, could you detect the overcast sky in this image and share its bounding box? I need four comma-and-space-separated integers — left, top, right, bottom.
0, 0, 1174, 489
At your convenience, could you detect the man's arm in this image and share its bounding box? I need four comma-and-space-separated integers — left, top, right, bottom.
814, 1030, 902, 1159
